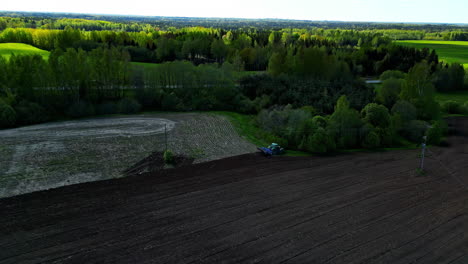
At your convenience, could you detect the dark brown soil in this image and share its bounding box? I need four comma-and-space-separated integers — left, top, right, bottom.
123, 152, 195, 177
0, 118, 467, 264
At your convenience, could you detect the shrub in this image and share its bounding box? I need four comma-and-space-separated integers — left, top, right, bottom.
376, 127, 395, 147
161, 93, 180, 111
66, 101, 95, 118
380, 70, 405, 81
285, 108, 313, 135
413, 98, 441, 121
441, 100, 463, 114
0, 102, 16, 128
300, 105, 318, 116
135, 87, 162, 109
391, 100, 417, 122
256, 105, 313, 147
402, 120, 429, 142
238, 97, 255, 114
361, 103, 391, 128
163, 149, 174, 165
14, 100, 49, 125
377, 78, 404, 107
262, 132, 289, 148
362, 130, 381, 149
96, 102, 119, 115
311, 115, 328, 128
299, 127, 335, 153
427, 120, 448, 145
253, 95, 271, 113
118, 98, 141, 114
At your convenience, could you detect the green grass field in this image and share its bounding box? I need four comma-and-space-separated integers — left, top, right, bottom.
0, 43, 50, 60
395, 40, 468, 68
435, 91, 468, 104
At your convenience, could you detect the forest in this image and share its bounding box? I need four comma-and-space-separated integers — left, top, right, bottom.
0, 13, 467, 153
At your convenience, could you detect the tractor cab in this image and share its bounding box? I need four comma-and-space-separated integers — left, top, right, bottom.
258, 143, 285, 156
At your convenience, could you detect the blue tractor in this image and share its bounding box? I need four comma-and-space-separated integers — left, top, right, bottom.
258, 143, 285, 157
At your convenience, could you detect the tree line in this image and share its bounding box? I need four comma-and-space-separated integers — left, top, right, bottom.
1, 14, 467, 153
0, 25, 444, 76
256, 62, 448, 153
2, 12, 468, 31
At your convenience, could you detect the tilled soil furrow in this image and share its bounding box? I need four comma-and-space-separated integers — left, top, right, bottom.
195, 176, 448, 264
1, 117, 467, 264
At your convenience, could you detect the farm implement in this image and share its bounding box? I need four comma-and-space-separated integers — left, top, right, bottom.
258, 143, 285, 157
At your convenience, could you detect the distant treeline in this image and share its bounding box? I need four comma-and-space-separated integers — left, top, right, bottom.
0, 25, 443, 76
1, 12, 468, 32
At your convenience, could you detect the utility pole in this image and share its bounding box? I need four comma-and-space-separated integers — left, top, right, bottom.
420, 136, 427, 170
164, 124, 167, 152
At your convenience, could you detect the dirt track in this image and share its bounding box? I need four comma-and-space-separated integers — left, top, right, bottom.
0, 118, 467, 263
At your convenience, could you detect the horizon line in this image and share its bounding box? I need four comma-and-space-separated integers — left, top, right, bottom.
1, 10, 468, 26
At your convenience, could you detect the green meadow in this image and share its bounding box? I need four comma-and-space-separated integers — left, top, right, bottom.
395, 40, 468, 68
435, 91, 468, 104
0, 43, 50, 60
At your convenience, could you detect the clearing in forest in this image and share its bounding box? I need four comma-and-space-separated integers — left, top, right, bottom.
0, 43, 50, 60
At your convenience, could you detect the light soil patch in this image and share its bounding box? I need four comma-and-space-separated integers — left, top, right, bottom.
0, 113, 256, 198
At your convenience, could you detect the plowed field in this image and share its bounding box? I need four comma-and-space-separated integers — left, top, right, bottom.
0, 118, 467, 263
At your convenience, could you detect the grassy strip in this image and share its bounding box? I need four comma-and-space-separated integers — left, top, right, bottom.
435, 91, 468, 104
209, 111, 268, 146
210, 111, 310, 157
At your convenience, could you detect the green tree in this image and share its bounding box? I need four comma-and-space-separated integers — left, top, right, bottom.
231, 52, 245, 72
401, 62, 434, 101
401, 62, 439, 120
377, 78, 404, 107
361, 103, 391, 128
211, 39, 227, 63
222, 31, 233, 45
328, 96, 363, 148
427, 120, 447, 145
448, 63, 465, 91
300, 127, 336, 153
380, 70, 405, 81
268, 52, 285, 76
391, 100, 417, 122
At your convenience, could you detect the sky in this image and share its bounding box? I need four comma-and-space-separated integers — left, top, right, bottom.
2, 0, 467, 24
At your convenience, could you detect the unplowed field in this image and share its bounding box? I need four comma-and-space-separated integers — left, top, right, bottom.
0, 113, 256, 198
0, 117, 467, 263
